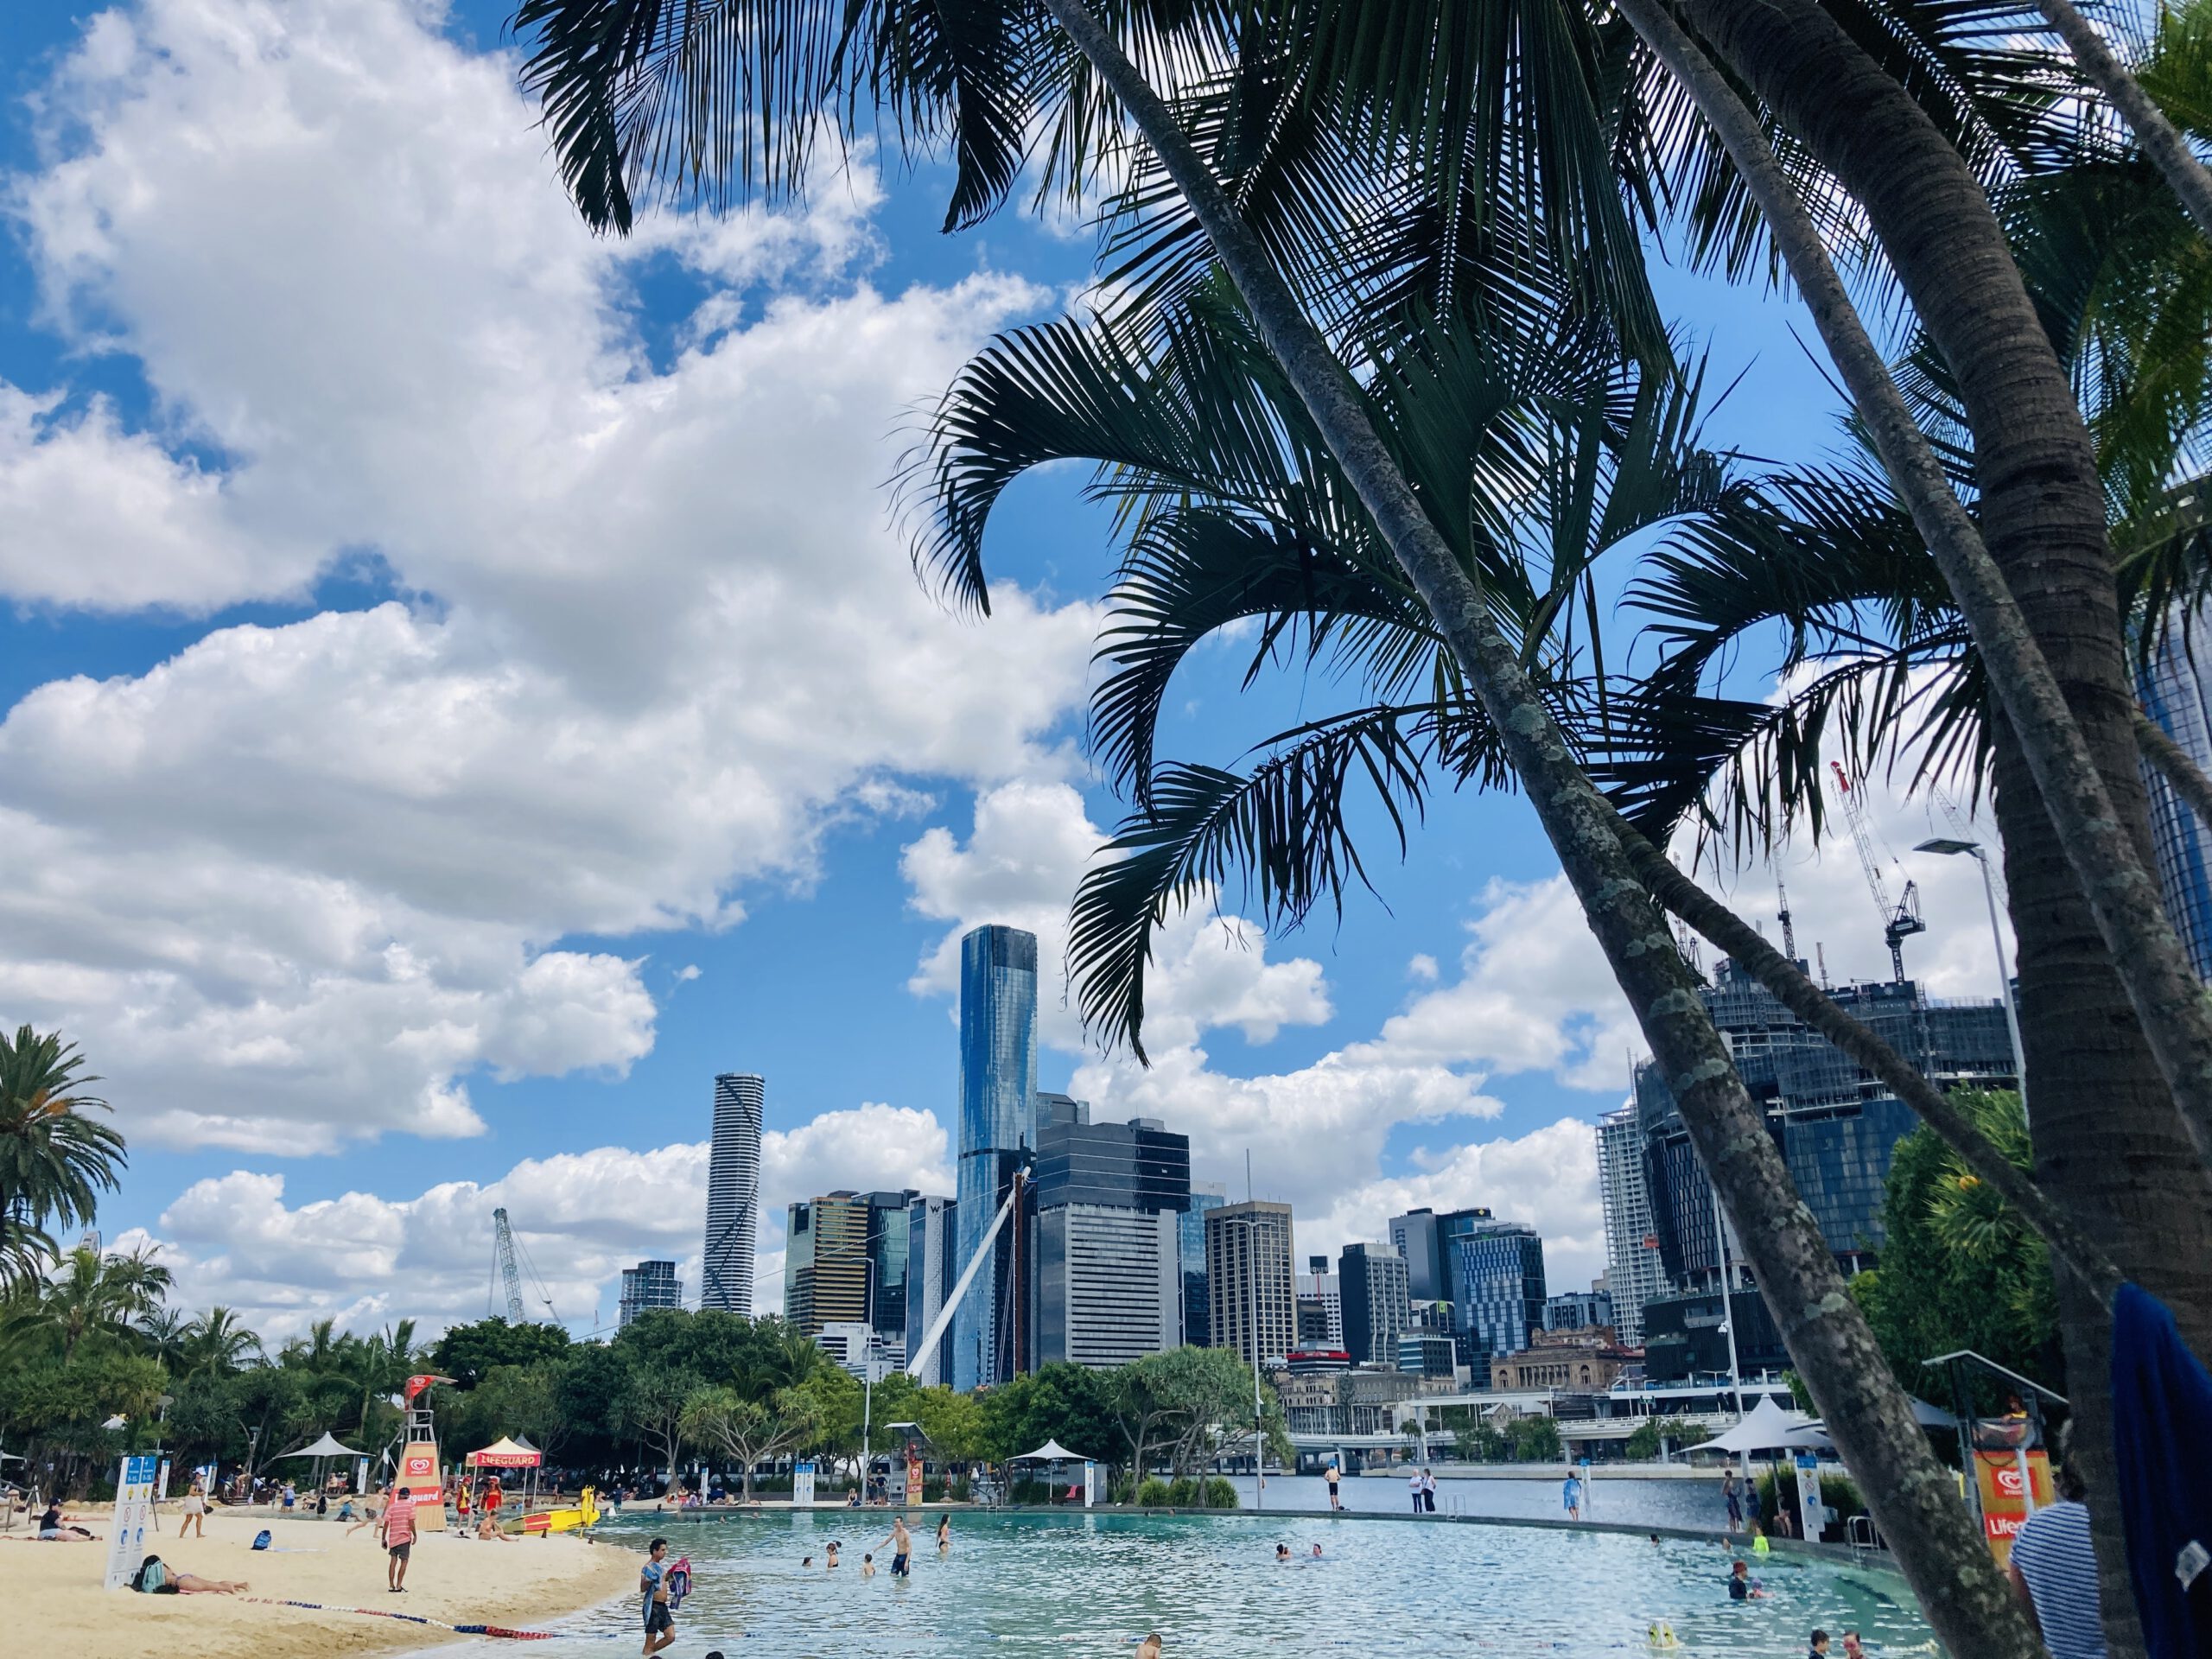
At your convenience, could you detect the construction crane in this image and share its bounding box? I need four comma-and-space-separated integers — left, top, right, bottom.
1829, 760, 1927, 983
493, 1207, 528, 1324
1776, 874, 1797, 962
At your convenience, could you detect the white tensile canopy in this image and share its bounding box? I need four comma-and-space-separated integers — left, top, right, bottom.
1686, 1396, 1834, 1457
281, 1432, 365, 1459
1007, 1440, 1091, 1463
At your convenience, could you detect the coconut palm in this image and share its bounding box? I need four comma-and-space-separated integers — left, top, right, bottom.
0, 1027, 126, 1287
136, 1305, 192, 1371
6, 1245, 174, 1363
177, 1306, 264, 1377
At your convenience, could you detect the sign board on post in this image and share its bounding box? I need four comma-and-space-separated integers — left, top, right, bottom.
905, 1448, 925, 1509
1973, 1448, 2054, 1567
791, 1460, 817, 1508
398, 1442, 446, 1532
104, 1453, 160, 1591
354, 1456, 369, 1496
1795, 1452, 1826, 1541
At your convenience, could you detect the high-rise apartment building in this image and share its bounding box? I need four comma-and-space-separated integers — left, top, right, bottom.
953, 925, 1039, 1391
702, 1073, 764, 1314
1181, 1185, 1227, 1346
904, 1195, 957, 1387
2140, 601, 2212, 978
1022, 1100, 1192, 1370
785, 1190, 918, 1348
618, 1260, 683, 1328
1338, 1242, 1412, 1367
1447, 1221, 1548, 1364
1596, 1103, 1663, 1347
1205, 1201, 1296, 1365
1544, 1287, 1615, 1332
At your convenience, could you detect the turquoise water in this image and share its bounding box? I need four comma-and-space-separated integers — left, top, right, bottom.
441, 1510, 1939, 1658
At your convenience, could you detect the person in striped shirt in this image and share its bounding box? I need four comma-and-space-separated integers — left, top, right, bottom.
2008, 1428, 2106, 1659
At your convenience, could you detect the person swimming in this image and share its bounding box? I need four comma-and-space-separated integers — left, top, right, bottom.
1274, 1544, 1291, 1563
1135, 1637, 1163, 1659
825, 1542, 841, 1568
861, 1554, 876, 1578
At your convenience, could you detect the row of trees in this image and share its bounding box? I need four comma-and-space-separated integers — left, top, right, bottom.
504, 2, 2212, 1652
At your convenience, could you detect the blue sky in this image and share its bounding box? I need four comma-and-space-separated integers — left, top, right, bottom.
0, 0, 2010, 1338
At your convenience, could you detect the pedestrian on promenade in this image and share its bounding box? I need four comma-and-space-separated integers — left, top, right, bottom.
1562, 1471, 1583, 1522
1325, 1461, 1341, 1512
1421, 1468, 1437, 1513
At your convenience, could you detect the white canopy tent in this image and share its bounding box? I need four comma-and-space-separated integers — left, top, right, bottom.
1007, 1440, 1091, 1464
281, 1432, 365, 1460
1686, 1396, 1833, 1458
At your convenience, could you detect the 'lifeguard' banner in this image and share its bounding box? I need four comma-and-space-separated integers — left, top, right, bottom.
1974, 1448, 2053, 1566
398, 1441, 448, 1532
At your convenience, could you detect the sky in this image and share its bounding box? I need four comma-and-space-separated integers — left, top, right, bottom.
0, 0, 2020, 1345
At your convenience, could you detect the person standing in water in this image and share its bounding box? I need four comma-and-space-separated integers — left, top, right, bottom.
639, 1537, 677, 1657
937, 1514, 950, 1555
880, 1515, 912, 1579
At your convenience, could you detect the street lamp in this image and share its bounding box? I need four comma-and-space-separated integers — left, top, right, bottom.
1914, 837, 2029, 1121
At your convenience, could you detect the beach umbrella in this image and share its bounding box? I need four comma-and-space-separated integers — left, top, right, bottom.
279, 1432, 365, 1509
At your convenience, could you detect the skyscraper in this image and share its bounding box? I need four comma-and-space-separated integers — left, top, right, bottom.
702, 1073, 763, 1314
953, 925, 1039, 1391
1205, 1201, 1296, 1365
1596, 1104, 1664, 1347
1181, 1184, 1227, 1346
1023, 1103, 1192, 1370
1447, 1221, 1548, 1364
904, 1195, 957, 1387
1338, 1242, 1412, 1367
618, 1260, 683, 1328
1295, 1255, 1343, 1349
1388, 1207, 1444, 1300
2140, 601, 2212, 978
785, 1190, 918, 1351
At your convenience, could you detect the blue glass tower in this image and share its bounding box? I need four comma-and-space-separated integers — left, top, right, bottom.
2140, 601, 2212, 979
952, 925, 1039, 1391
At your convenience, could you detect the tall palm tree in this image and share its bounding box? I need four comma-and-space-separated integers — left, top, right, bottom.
0, 1027, 126, 1287
178, 1306, 264, 1377
137, 1306, 191, 1372
7, 1245, 175, 1363
502, 5, 2165, 1650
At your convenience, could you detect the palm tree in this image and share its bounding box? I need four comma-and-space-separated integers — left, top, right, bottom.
178, 1306, 264, 1377
7, 1245, 175, 1363
502, 6, 2165, 1650
0, 1027, 126, 1287
137, 1306, 191, 1371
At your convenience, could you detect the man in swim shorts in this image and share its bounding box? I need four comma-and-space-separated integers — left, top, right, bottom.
381, 1485, 416, 1592
880, 1515, 912, 1578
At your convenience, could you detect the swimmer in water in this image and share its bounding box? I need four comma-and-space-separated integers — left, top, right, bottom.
1274, 1544, 1291, 1563
880, 1515, 912, 1579
1310, 1543, 1323, 1559
861, 1554, 876, 1578
825, 1541, 841, 1568
1136, 1637, 1163, 1658
938, 1514, 950, 1554
801, 1555, 813, 1567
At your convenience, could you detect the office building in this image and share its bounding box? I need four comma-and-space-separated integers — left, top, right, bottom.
618, 1259, 682, 1328
1632, 954, 2018, 1382
1274, 1370, 1344, 1435
1489, 1326, 1632, 1391
1396, 1332, 1457, 1379
1389, 1207, 1445, 1300
904, 1195, 957, 1387
953, 925, 1040, 1391
1596, 1104, 1664, 1347
702, 1073, 764, 1314
1447, 1220, 1548, 1367
1338, 1243, 1412, 1367
2140, 600, 2212, 978
1295, 1255, 1343, 1349
1181, 1185, 1227, 1346
1544, 1287, 1615, 1332
785, 1189, 918, 1347
1205, 1200, 1297, 1365
1020, 1099, 1192, 1370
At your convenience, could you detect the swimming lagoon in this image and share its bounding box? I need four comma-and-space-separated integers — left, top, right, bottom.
443, 1509, 1940, 1657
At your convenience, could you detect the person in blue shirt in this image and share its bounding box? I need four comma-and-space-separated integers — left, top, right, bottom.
1562, 1474, 1583, 1521
640, 1536, 677, 1657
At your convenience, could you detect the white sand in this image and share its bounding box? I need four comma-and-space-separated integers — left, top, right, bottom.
0, 1507, 638, 1659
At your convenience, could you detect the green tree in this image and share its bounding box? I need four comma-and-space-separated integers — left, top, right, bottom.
176, 1307, 264, 1378
1853, 1091, 2058, 1393
431, 1317, 572, 1389
680, 1384, 821, 1503
912, 1383, 988, 1464
1624, 1415, 1697, 1461
1114, 1345, 1283, 1478
0, 1027, 125, 1288
6, 1246, 173, 1363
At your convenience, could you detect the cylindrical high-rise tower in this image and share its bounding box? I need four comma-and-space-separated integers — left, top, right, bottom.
952, 925, 1038, 1391
702, 1073, 764, 1314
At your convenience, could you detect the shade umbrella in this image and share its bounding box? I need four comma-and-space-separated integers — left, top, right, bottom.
1685, 1397, 1832, 1538
279, 1432, 365, 1511
1007, 1440, 1092, 1505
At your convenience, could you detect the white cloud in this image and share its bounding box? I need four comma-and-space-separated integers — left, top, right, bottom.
122, 1101, 954, 1341
0, 0, 1102, 1148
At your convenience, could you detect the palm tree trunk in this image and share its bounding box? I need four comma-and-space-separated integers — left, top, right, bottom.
1035, 4, 2037, 1653
1609, 806, 2123, 1302
1653, 0, 2212, 1182
1651, 6, 2212, 1649
2034, 0, 2212, 238
2138, 707, 2212, 827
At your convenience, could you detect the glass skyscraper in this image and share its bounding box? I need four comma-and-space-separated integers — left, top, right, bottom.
952, 925, 1039, 1391
1180, 1184, 1226, 1346
702, 1073, 763, 1314
2139, 600, 2212, 978
1447, 1223, 1548, 1363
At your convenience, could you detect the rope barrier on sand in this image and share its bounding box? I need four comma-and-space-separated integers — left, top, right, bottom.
240, 1595, 564, 1638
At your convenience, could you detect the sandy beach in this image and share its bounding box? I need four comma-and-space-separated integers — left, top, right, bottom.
0, 1508, 638, 1659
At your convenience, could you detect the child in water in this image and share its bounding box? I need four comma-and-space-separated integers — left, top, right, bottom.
861, 1554, 876, 1579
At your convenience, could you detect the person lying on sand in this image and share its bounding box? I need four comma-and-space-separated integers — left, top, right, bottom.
132, 1555, 248, 1594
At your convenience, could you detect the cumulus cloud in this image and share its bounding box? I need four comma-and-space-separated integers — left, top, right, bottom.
0, 0, 1099, 1148
123, 1102, 954, 1340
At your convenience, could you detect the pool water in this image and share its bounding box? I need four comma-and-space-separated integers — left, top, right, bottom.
1228, 1473, 1737, 1530
444, 1510, 1940, 1658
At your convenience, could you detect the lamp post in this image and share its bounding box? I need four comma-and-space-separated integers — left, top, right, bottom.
1914, 837, 2029, 1121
